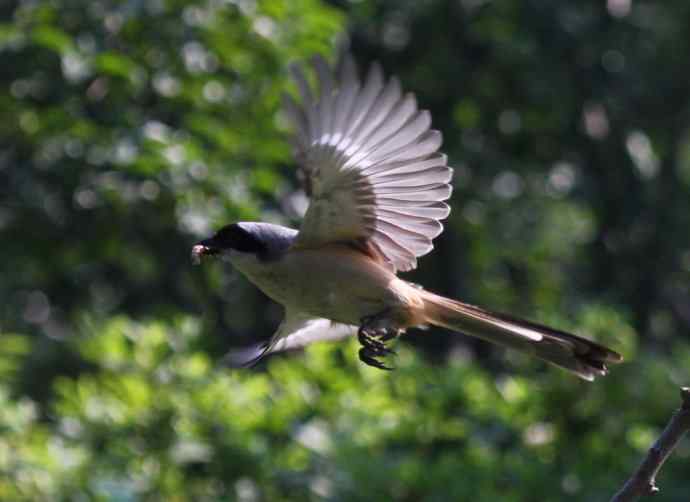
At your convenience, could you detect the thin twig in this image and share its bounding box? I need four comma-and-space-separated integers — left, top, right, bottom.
610, 387, 690, 502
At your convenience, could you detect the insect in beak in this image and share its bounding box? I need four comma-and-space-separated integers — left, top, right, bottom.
191, 242, 219, 265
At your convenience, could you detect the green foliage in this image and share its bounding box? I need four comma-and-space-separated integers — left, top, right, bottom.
3, 0, 690, 500
1, 314, 689, 500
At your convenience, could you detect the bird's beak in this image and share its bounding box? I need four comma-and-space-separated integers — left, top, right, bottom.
191, 239, 219, 265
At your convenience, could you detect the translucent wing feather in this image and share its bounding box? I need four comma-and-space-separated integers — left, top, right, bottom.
283, 52, 453, 272
222, 313, 357, 367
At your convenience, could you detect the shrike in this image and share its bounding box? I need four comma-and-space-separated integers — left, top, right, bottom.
192, 51, 622, 380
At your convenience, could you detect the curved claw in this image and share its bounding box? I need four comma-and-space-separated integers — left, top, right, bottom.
357, 314, 399, 370
359, 347, 394, 371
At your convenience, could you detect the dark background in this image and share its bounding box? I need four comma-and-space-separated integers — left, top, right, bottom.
2, 0, 690, 500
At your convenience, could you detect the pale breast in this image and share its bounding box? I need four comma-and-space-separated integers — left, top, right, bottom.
229, 246, 417, 326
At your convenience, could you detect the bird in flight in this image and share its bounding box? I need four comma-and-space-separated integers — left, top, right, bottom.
192, 50, 622, 380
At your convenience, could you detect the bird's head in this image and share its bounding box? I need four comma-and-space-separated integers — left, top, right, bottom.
191, 222, 298, 265
191, 222, 268, 265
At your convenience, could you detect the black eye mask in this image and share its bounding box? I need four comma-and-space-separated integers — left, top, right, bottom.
212, 224, 268, 255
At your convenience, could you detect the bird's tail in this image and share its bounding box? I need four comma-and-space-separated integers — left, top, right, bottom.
420, 291, 622, 381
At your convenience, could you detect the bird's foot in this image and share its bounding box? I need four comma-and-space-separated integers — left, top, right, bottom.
358, 346, 393, 370
357, 312, 400, 370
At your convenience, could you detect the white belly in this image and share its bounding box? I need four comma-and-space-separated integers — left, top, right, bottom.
228, 247, 411, 325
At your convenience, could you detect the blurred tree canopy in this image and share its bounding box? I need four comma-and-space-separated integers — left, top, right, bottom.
1, 0, 690, 500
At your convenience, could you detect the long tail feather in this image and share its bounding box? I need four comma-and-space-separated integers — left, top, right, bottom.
421, 292, 622, 381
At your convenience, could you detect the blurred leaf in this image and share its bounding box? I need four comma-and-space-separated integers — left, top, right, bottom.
94, 52, 140, 80
31, 25, 74, 54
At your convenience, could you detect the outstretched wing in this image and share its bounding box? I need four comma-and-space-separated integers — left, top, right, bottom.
223, 311, 357, 367
282, 52, 453, 272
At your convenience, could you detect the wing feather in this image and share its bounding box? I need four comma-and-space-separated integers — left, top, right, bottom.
369, 167, 453, 187
377, 199, 451, 219
363, 153, 447, 177
341, 62, 383, 143
365, 111, 431, 165
284, 52, 453, 271
345, 77, 402, 155
223, 313, 357, 367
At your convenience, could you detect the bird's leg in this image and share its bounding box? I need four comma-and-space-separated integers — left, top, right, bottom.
357, 310, 401, 370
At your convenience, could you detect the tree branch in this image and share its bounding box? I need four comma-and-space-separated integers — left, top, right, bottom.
610, 387, 690, 502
